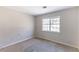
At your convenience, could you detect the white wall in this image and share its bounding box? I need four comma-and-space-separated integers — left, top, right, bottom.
35, 7, 79, 49
0, 7, 34, 48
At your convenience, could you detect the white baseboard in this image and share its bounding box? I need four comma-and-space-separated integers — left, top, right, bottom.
0, 36, 33, 49
36, 37, 79, 50
50, 39, 79, 49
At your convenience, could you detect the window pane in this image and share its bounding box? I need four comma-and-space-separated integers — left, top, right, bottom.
42, 19, 50, 25
51, 17, 60, 25
51, 26, 60, 32
50, 17, 60, 32
51, 25, 59, 28
42, 17, 60, 32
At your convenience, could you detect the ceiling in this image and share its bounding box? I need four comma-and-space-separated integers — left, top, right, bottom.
5, 6, 73, 16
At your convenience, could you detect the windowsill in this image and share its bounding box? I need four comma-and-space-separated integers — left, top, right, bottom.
41, 31, 60, 33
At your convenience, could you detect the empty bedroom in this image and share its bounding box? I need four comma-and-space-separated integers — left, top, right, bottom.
0, 6, 79, 52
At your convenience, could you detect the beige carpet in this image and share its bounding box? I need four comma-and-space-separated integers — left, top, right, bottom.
24, 38, 79, 52
0, 38, 79, 52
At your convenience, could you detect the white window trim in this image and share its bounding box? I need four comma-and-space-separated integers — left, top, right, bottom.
42, 16, 60, 32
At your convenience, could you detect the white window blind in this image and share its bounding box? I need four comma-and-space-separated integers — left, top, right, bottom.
42, 17, 60, 32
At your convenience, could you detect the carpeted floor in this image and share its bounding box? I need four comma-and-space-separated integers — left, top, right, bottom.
24, 38, 79, 52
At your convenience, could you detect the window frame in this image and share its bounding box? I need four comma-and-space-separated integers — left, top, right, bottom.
42, 16, 60, 32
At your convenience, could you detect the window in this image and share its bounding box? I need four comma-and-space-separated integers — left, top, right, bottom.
42, 17, 60, 32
